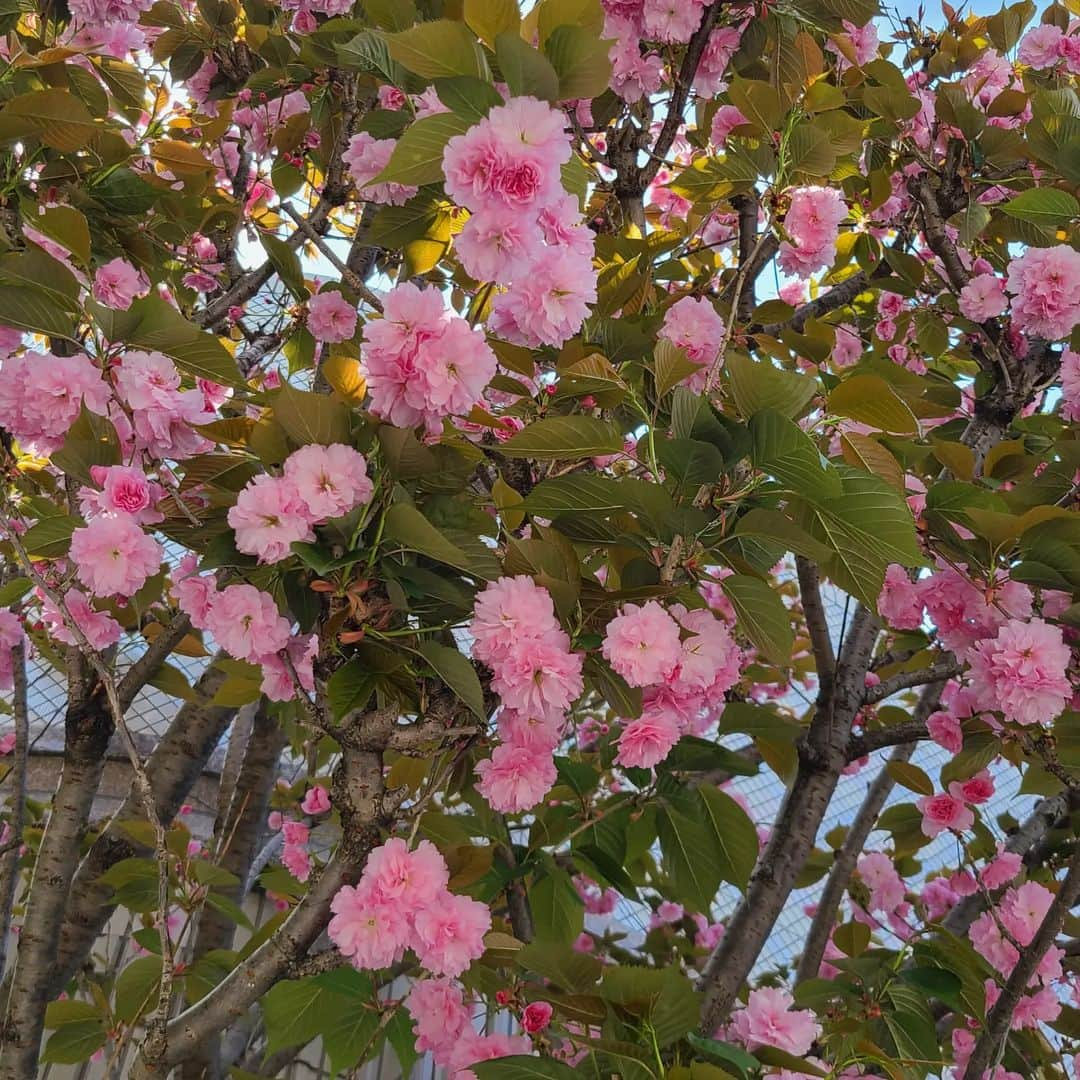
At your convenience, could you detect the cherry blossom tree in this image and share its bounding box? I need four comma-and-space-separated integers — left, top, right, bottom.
0, 0, 1078, 1077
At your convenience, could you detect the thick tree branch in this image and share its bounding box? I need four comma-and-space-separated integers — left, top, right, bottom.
961, 850, 1080, 1080
797, 683, 943, 983
796, 557, 836, 688
116, 612, 193, 712
49, 660, 237, 998
0, 641, 29, 977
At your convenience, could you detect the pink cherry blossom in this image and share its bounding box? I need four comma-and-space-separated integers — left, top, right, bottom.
299, 785, 331, 815
343, 132, 418, 206
958, 273, 1007, 322
307, 289, 358, 343
831, 324, 862, 367
857, 852, 905, 913
615, 711, 681, 768
730, 986, 821, 1056
658, 296, 726, 392
69, 513, 162, 598
282, 443, 374, 521
228, 474, 314, 564
412, 891, 491, 977
258, 633, 316, 702
405, 978, 471, 1057
454, 207, 543, 284
0, 351, 111, 453
40, 589, 122, 650
916, 792, 974, 838
488, 244, 597, 349
981, 849, 1022, 890
93, 257, 149, 310
1000, 880, 1054, 946
877, 564, 924, 629
363, 838, 449, 910
0, 610, 23, 691
522, 1000, 553, 1033
1018, 24, 1065, 68
328, 879, 411, 969
967, 617, 1071, 726
926, 710, 963, 755
956, 770, 995, 804
206, 583, 291, 662
710, 104, 749, 145
1006, 244, 1080, 340
777, 186, 847, 278
475, 743, 558, 813
470, 576, 560, 664
602, 600, 683, 687
489, 632, 584, 719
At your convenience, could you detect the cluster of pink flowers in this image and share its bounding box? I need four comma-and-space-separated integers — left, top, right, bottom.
877, 566, 1072, 729
405, 978, 530, 1078
93, 257, 149, 310
728, 986, 821, 1055
40, 588, 122, 651
68, 0, 152, 26
826, 20, 880, 69
233, 89, 309, 158
916, 783, 984, 839
0, 610, 23, 691
442, 96, 597, 348
602, 600, 743, 768
958, 272, 1007, 323
361, 282, 497, 438
0, 351, 110, 454
173, 560, 312, 702
470, 577, 584, 812
1018, 23, 1080, 71
280, 820, 310, 882
967, 617, 1072, 727
306, 289, 358, 344
969, 880, 1064, 1028
329, 838, 490, 977
344, 132, 417, 206
228, 443, 374, 563
777, 186, 847, 278
1006, 245, 1080, 340
78, 465, 164, 525
658, 296, 726, 392
112, 350, 216, 461
69, 512, 163, 599
606, 15, 666, 102
601, 0, 711, 47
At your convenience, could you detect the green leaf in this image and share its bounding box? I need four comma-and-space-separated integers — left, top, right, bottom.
472, 1058, 579, 1080
259, 231, 308, 299
656, 438, 724, 492
273, 383, 351, 446
516, 942, 602, 991
418, 641, 486, 719
796, 467, 923, 606
93, 295, 244, 387
435, 75, 504, 121
0, 578, 31, 607
886, 760, 934, 797
385, 1005, 419, 1078
828, 374, 919, 435
321, 998, 381, 1074
754, 1049, 826, 1076
599, 966, 701, 1046
654, 339, 704, 397
726, 352, 818, 419
686, 1036, 758, 1080
383, 503, 498, 578
262, 978, 331, 1054
372, 112, 472, 186
499, 416, 624, 460
899, 967, 965, 1011
657, 790, 722, 912
731, 508, 833, 563
721, 573, 794, 666
544, 24, 613, 101
464, 0, 520, 45
1001, 187, 1079, 228
749, 409, 841, 503
383, 19, 489, 79
52, 405, 121, 483
327, 657, 375, 719
0, 88, 98, 151
113, 955, 162, 1023
40, 1019, 106, 1065
98, 857, 161, 912
697, 785, 759, 892
530, 869, 585, 944
21, 515, 78, 559
495, 31, 560, 102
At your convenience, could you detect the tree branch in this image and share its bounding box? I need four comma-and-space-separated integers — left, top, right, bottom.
796, 557, 835, 688
116, 612, 193, 712
861, 659, 962, 705
0, 641, 29, 977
